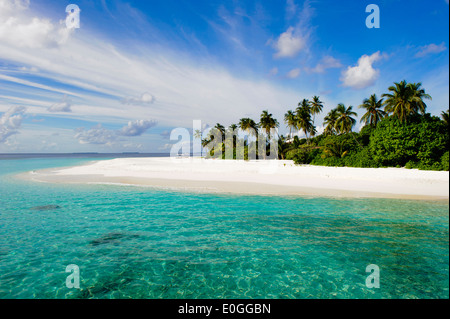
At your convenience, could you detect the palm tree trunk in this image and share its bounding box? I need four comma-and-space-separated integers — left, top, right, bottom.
350, 132, 363, 149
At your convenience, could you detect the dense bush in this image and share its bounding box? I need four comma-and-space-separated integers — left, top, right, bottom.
285, 114, 448, 171
309, 134, 358, 166
441, 151, 449, 171
369, 114, 448, 169
286, 146, 319, 164
343, 147, 379, 168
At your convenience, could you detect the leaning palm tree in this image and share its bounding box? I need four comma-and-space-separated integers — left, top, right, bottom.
214, 123, 226, 139
359, 94, 386, 127
309, 96, 324, 128
284, 110, 297, 139
323, 109, 339, 136
201, 137, 211, 156
206, 123, 226, 158
382, 80, 431, 122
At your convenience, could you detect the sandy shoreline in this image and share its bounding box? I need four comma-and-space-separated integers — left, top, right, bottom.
21, 157, 449, 200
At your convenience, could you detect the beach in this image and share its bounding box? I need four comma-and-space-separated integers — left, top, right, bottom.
24, 157, 449, 200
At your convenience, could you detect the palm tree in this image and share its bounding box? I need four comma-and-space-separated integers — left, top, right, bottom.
259, 110, 279, 159
442, 109, 449, 127
335, 103, 362, 148
238, 118, 259, 136
277, 135, 289, 160
227, 124, 239, 159
295, 100, 314, 145
201, 137, 211, 157
194, 129, 203, 157
382, 81, 409, 122
309, 96, 324, 129
260, 110, 279, 139
324, 139, 350, 158
408, 82, 432, 115
214, 123, 226, 139
382, 80, 432, 122
359, 94, 386, 127
284, 110, 297, 139
206, 123, 226, 158
239, 118, 259, 159
335, 104, 357, 134
229, 124, 238, 132
323, 109, 339, 136
298, 99, 311, 112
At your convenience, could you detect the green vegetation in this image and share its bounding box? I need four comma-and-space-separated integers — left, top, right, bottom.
200, 80, 449, 171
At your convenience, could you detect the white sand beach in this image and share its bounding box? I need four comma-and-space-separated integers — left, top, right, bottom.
25, 157, 449, 200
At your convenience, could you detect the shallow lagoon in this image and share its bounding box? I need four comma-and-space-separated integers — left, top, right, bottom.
0, 157, 448, 299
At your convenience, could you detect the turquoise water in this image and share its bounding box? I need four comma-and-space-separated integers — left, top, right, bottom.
0, 157, 448, 299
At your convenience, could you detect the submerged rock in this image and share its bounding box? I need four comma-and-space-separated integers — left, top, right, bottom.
89, 232, 139, 246
30, 205, 61, 211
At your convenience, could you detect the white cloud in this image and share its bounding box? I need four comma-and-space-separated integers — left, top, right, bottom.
0, 22, 305, 127
0, 0, 72, 49
286, 68, 301, 79
0, 105, 26, 143
307, 56, 342, 73
271, 0, 313, 59
415, 42, 447, 58
0, 0, 29, 17
272, 27, 306, 58
48, 95, 72, 113
341, 52, 384, 89
19, 66, 38, 73
74, 119, 157, 145
0, 74, 81, 97
0, 0, 314, 150
74, 124, 117, 145
121, 92, 155, 106
118, 119, 157, 137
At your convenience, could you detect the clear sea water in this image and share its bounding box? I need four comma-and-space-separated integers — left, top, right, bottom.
0, 155, 448, 299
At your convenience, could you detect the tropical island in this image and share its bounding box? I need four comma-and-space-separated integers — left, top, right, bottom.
199, 80, 449, 171
25, 81, 449, 200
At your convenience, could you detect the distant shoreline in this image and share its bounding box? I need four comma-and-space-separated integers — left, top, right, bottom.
0, 153, 170, 160
19, 157, 449, 201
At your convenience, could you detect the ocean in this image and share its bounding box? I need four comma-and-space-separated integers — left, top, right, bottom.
0, 154, 448, 299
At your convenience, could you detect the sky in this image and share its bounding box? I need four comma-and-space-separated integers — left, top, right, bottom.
0, 0, 448, 153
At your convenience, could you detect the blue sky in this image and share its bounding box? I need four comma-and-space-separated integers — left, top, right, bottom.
0, 0, 448, 153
